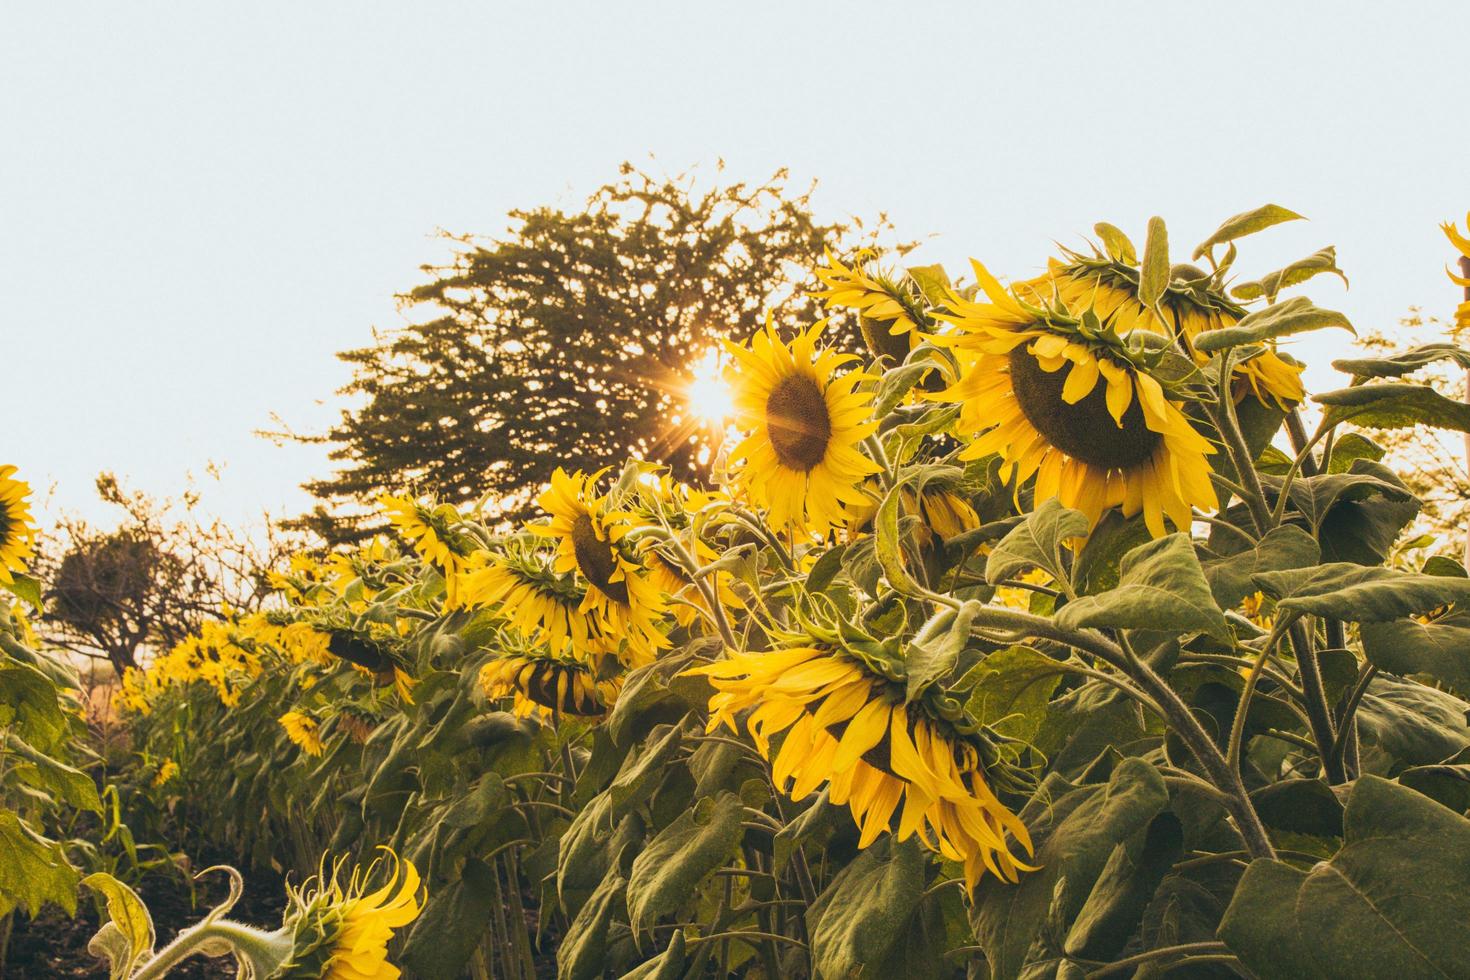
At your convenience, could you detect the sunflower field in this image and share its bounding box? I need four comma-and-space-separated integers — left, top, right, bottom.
8, 205, 1470, 979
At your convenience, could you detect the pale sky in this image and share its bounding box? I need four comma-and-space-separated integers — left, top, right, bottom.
5, 1, 1469, 534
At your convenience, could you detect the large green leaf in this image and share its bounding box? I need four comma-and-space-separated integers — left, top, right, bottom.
1202, 524, 1319, 609
1230, 245, 1348, 302
971, 759, 1169, 978
81, 872, 155, 980
626, 791, 743, 934
1333, 342, 1470, 379
1194, 296, 1352, 352
1317, 381, 1470, 432
985, 498, 1088, 587
1193, 204, 1304, 259
0, 661, 71, 751
806, 836, 927, 980
400, 858, 500, 979
1138, 216, 1169, 308
1063, 814, 1183, 960
559, 871, 628, 980
1355, 675, 1470, 771
608, 722, 683, 821
1056, 534, 1229, 642
1253, 563, 1470, 621
1362, 610, 1470, 696
5, 733, 101, 812
961, 645, 1068, 744
0, 810, 78, 916
1220, 777, 1470, 979
619, 930, 685, 980
905, 601, 981, 703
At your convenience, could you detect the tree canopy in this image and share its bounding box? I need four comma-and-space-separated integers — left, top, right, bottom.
296, 164, 873, 536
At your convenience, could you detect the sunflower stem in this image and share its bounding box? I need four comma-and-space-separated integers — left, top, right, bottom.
1207, 365, 1273, 535
1287, 620, 1345, 784
965, 605, 1275, 860
1226, 617, 1291, 775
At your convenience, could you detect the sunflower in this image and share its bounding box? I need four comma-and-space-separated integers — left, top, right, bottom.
724, 318, 881, 536
153, 759, 180, 788
845, 480, 981, 545
531, 468, 667, 664
279, 710, 326, 757
630, 474, 743, 628
0, 466, 38, 588
935, 259, 1217, 538
686, 643, 1033, 889
1443, 213, 1470, 337
276, 849, 423, 980
480, 653, 621, 718
379, 495, 478, 608
459, 547, 609, 658
813, 248, 930, 363
1016, 252, 1305, 408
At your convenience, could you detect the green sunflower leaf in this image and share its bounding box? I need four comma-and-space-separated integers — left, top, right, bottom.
906, 263, 953, 307
5, 733, 101, 812
1220, 777, 1470, 979
1230, 245, 1348, 302
81, 873, 155, 980
1361, 610, 1470, 696
620, 929, 685, 980
1056, 534, 1230, 642
1325, 431, 1385, 473
0, 810, 78, 917
557, 870, 627, 980
626, 791, 743, 935
1316, 381, 1470, 432
3, 572, 43, 611
1202, 524, 1320, 610
984, 498, 1088, 588
1192, 203, 1304, 260
1138, 216, 1170, 308
960, 645, 1069, 744
806, 836, 926, 980
905, 601, 981, 704
1331, 342, 1470, 379
1252, 563, 1470, 621
1193, 296, 1353, 352
971, 759, 1169, 979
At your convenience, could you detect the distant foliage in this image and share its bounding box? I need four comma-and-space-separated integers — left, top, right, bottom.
297, 164, 882, 539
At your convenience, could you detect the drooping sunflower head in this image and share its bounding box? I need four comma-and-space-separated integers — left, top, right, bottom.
277, 848, 424, 980
936, 260, 1218, 538
0, 466, 38, 588
460, 546, 610, 660
531, 468, 668, 663
724, 317, 881, 537
1443, 213, 1470, 339
684, 627, 1034, 890
479, 652, 622, 719
813, 248, 932, 364
279, 710, 326, 757
379, 494, 480, 607
1018, 247, 1304, 408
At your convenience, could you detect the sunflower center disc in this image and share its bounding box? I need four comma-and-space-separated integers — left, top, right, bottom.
765, 374, 832, 472
570, 513, 630, 605
1007, 347, 1161, 470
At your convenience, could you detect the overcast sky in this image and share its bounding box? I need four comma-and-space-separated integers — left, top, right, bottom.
5, 1, 1469, 532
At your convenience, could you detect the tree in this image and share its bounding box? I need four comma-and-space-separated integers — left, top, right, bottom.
291, 163, 880, 536
37, 473, 291, 675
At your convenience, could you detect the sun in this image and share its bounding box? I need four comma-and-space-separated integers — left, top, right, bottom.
686, 347, 734, 425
